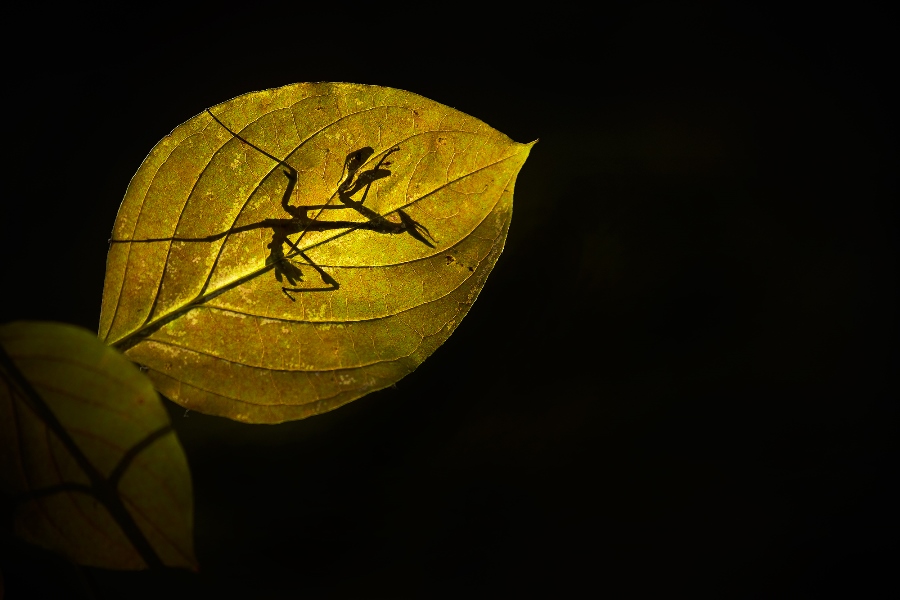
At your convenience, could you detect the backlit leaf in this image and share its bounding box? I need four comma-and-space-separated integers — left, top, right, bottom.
101, 82, 534, 423
0, 322, 195, 570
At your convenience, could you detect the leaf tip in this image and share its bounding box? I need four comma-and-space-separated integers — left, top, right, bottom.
519, 139, 539, 154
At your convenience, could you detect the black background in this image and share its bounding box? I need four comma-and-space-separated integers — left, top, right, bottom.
1, 1, 897, 597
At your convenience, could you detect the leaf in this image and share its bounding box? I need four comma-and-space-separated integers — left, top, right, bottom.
100, 82, 534, 424
0, 322, 195, 570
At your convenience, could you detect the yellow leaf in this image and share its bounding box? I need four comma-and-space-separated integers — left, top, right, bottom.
0, 322, 195, 570
101, 82, 534, 424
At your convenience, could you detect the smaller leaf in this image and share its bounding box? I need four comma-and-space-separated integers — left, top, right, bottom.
0, 322, 195, 570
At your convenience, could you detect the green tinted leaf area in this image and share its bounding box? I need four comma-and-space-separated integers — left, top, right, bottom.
0, 322, 195, 570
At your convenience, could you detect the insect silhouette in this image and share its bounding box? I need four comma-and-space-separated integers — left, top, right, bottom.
112, 109, 436, 301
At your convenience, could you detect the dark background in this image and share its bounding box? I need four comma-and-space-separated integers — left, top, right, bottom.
1, 1, 896, 597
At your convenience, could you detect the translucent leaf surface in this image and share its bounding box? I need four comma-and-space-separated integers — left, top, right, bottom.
0, 322, 195, 570
101, 82, 534, 423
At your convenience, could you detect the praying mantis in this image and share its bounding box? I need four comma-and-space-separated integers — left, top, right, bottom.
114, 109, 437, 301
